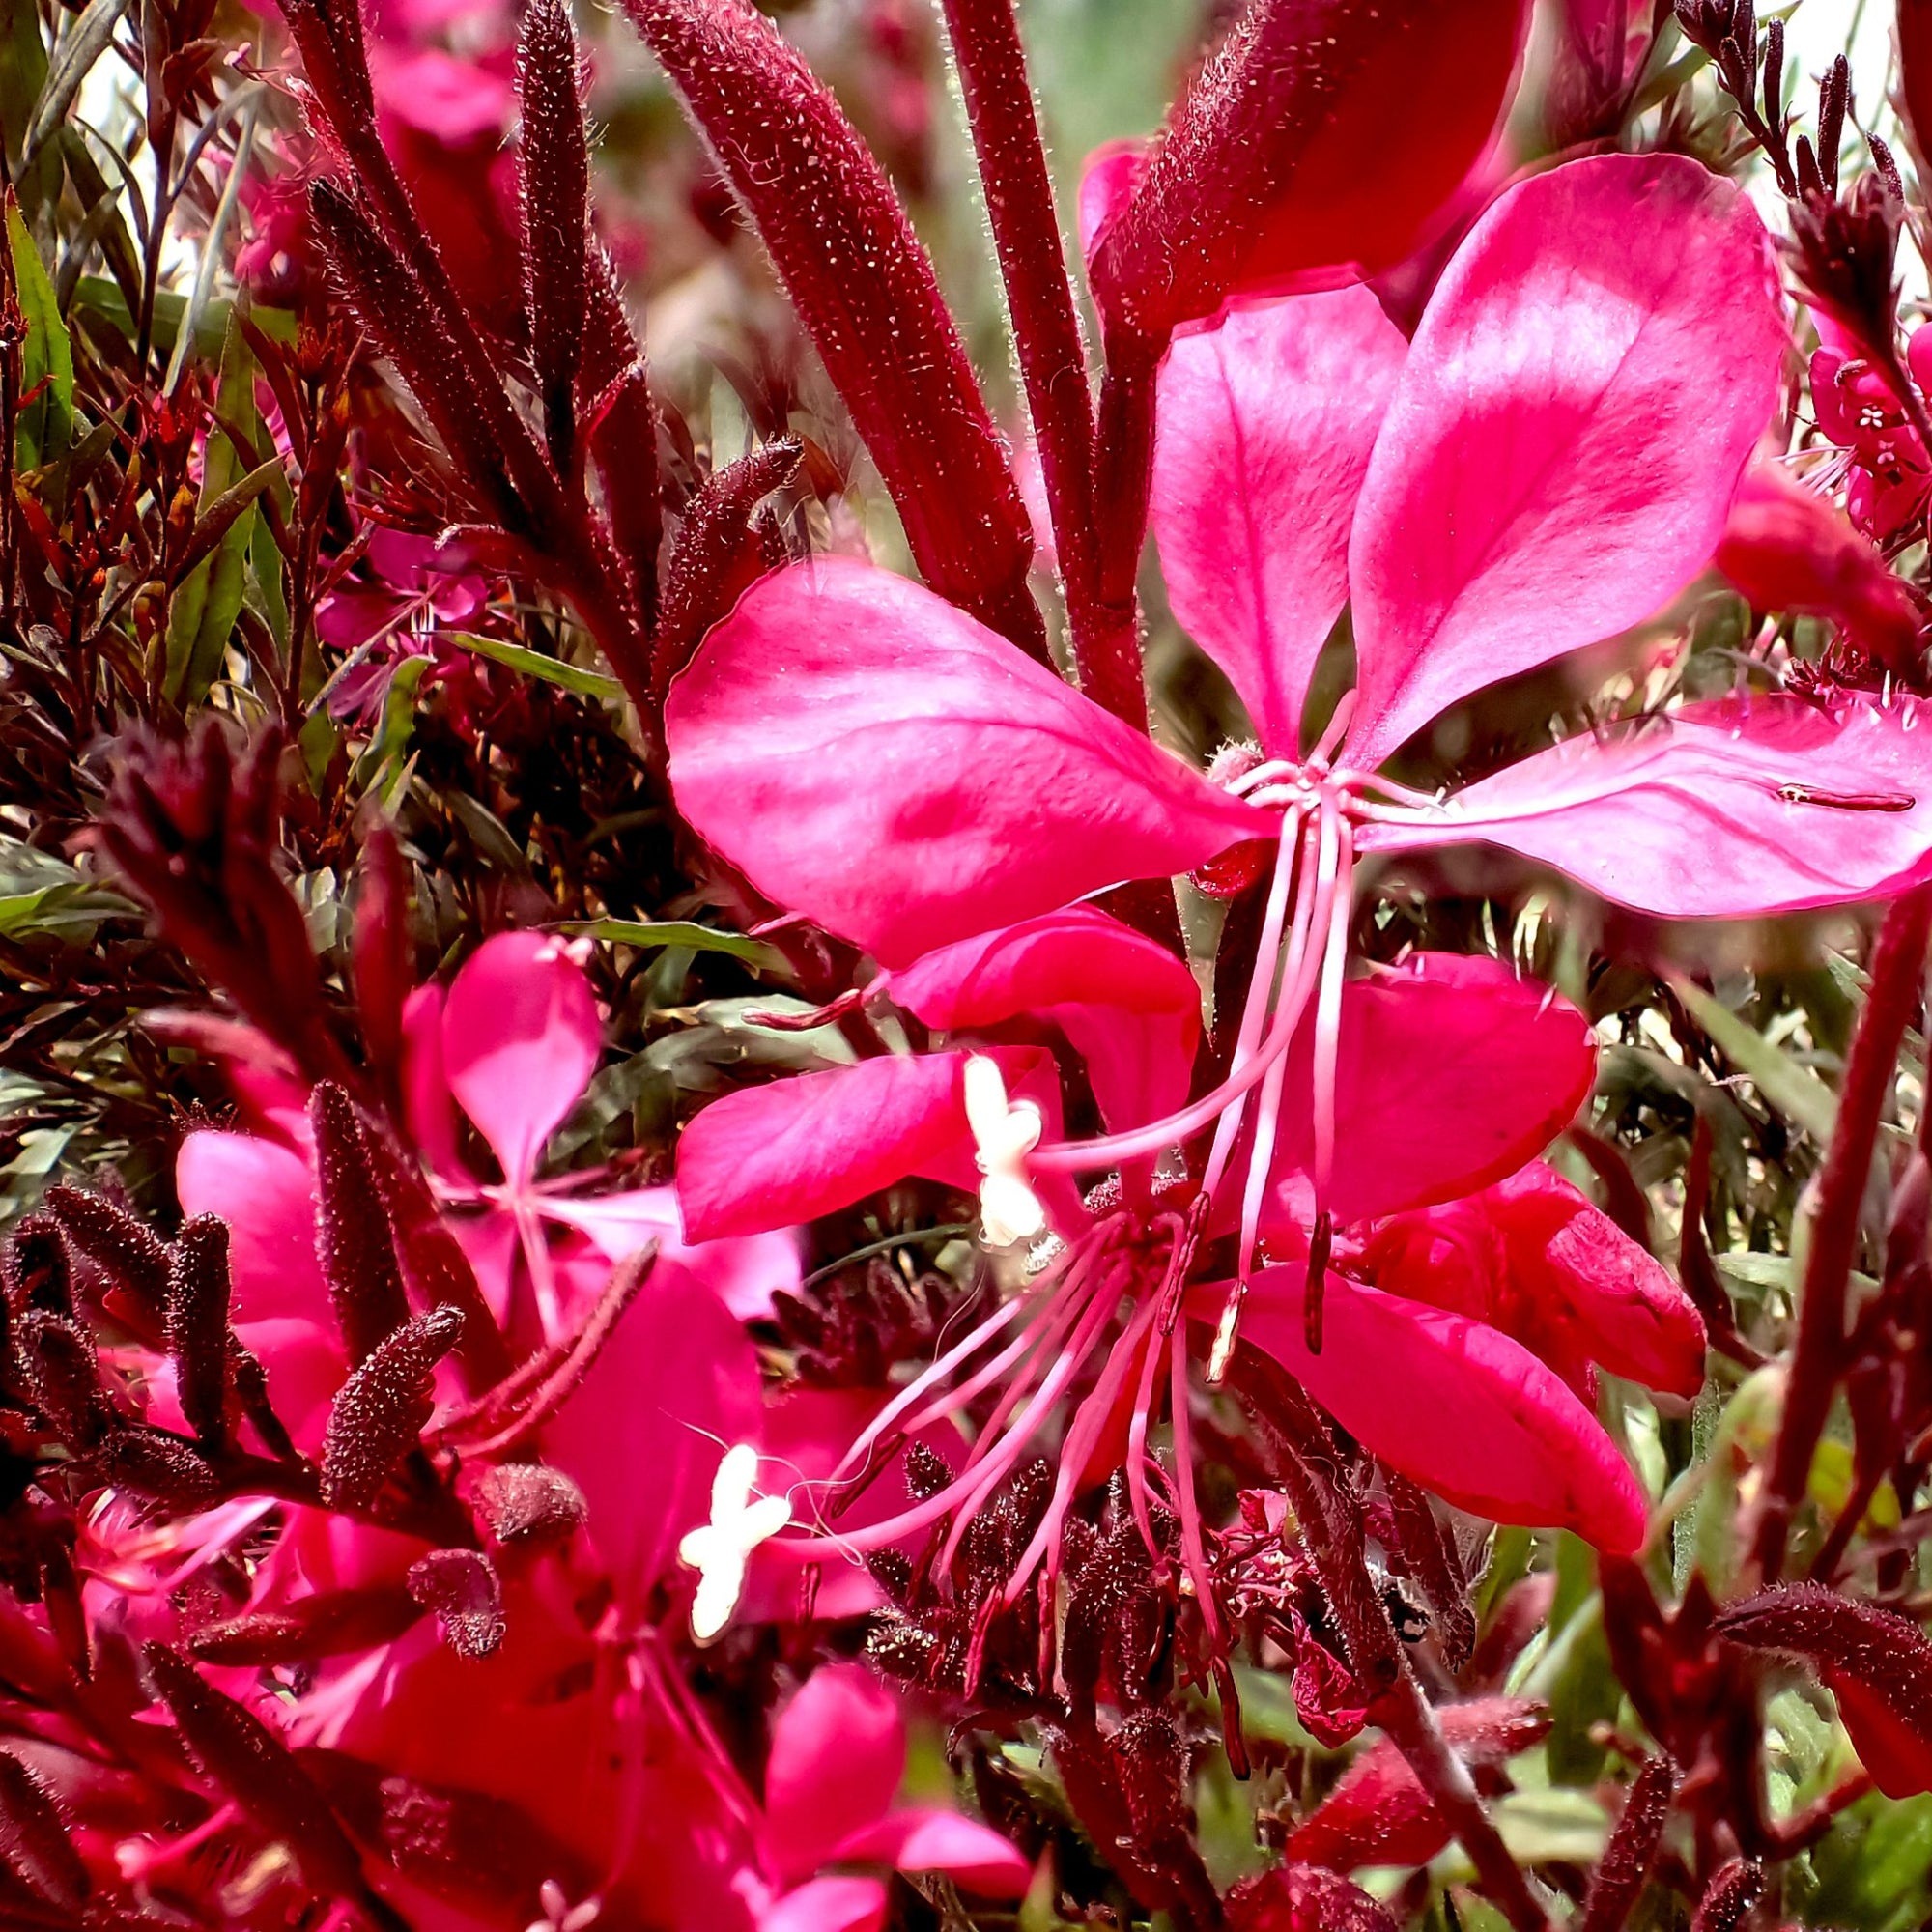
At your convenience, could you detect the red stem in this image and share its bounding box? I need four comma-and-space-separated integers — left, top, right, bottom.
1755, 883, 1932, 1577
1086, 359, 1158, 731
934, 0, 1110, 684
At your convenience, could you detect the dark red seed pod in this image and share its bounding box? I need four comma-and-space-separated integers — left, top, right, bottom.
166, 1215, 233, 1448
1577, 1754, 1677, 1932
1690, 1857, 1763, 1932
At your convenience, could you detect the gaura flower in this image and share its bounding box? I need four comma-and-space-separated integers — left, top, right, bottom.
662, 150, 1903, 1636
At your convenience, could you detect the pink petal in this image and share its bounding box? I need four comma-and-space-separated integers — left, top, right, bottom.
766, 1665, 905, 1883
370, 47, 515, 146
1151, 288, 1406, 756
675, 1046, 1063, 1242
177, 1131, 328, 1326
830, 1809, 1031, 1897
1362, 1162, 1707, 1400
1213, 1267, 1648, 1552
541, 1184, 802, 1321
1359, 692, 1932, 919
887, 908, 1201, 1130
664, 557, 1268, 967
1716, 460, 1922, 672
739, 1388, 951, 1623
1259, 953, 1595, 1227
440, 930, 601, 1189
541, 1262, 762, 1607
400, 983, 466, 1183
1346, 153, 1785, 769
760, 1878, 889, 1932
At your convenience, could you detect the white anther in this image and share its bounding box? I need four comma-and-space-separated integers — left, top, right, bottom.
964, 1055, 1045, 1248
677, 1443, 790, 1643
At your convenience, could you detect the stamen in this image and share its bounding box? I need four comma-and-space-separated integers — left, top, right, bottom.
1303, 690, 1357, 774
1303, 814, 1355, 1356
964, 1055, 1046, 1245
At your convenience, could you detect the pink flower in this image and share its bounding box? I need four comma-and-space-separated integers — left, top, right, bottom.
1810, 341, 1931, 544
316, 527, 491, 722
753, 1664, 1030, 1932
660, 152, 1901, 1611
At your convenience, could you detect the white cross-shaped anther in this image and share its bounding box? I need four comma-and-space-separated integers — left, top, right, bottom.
677, 1443, 791, 1643
963, 1055, 1045, 1248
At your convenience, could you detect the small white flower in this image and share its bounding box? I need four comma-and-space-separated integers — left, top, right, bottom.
676, 1443, 791, 1643
963, 1055, 1045, 1247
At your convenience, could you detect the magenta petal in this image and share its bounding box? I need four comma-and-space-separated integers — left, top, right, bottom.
887, 908, 1200, 1130
1152, 288, 1406, 756
676, 1046, 1063, 1242
440, 931, 601, 1188
1264, 954, 1595, 1226
541, 1263, 762, 1608
540, 1185, 801, 1321
830, 1810, 1031, 1897
1362, 1162, 1707, 1400
177, 1131, 329, 1326
1360, 692, 1932, 919
1346, 153, 1785, 769
761, 1878, 890, 1932
766, 1665, 905, 1884
1213, 1268, 1647, 1552
400, 983, 466, 1183
665, 557, 1268, 966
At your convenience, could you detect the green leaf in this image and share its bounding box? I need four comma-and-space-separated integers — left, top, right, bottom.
164, 312, 260, 707
1666, 974, 1839, 1144
560, 917, 781, 969
0, 0, 49, 185
353, 655, 434, 799
443, 630, 623, 701
8, 197, 71, 470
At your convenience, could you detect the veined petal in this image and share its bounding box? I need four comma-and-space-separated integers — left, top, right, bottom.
1361, 1162, 1707, 1399
830, 1809, 1031, 1896
1346, 153, 1786, 769
541, 1260, 762, 1608
1358, 692, 1932, 919
177, 1131, 328, 1327
1261, 954, 1595, 1226
1152, 289, 1406, 756
887, 908, 1201, 1130
765, 1665, 905, 1885
440, 930, 601, 1189
675, 1046, 1063, 1242
665, 558, 1269, 967
761, 1877, 890, 1932
1216, 1267, 1648, 1551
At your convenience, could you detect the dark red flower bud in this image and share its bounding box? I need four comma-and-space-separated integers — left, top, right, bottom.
518, 0, 590, 479
408, 1549, 506, 1659
1577, 1754, 1676, 1932
1717, 1584, 1932, 1798
622, 0, 1043, 652
16, 1312, 111, 1452
0, 1749, 90, 1912
188, 1587, 424, 1664
351, 822, 414, 1088
166, 1217, 233, 1449
310, 1084, 413, 1368
320, 1305, 466, 1512
2, 1216, 70, 1321
1088, 0, 1528, 359
45, 1184, 170, 1323
144, 1643, 372, 1900
1227, 1864, 1399, 1932
1690, 1857, 1763, 1932
468, 1463, 587, 1548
